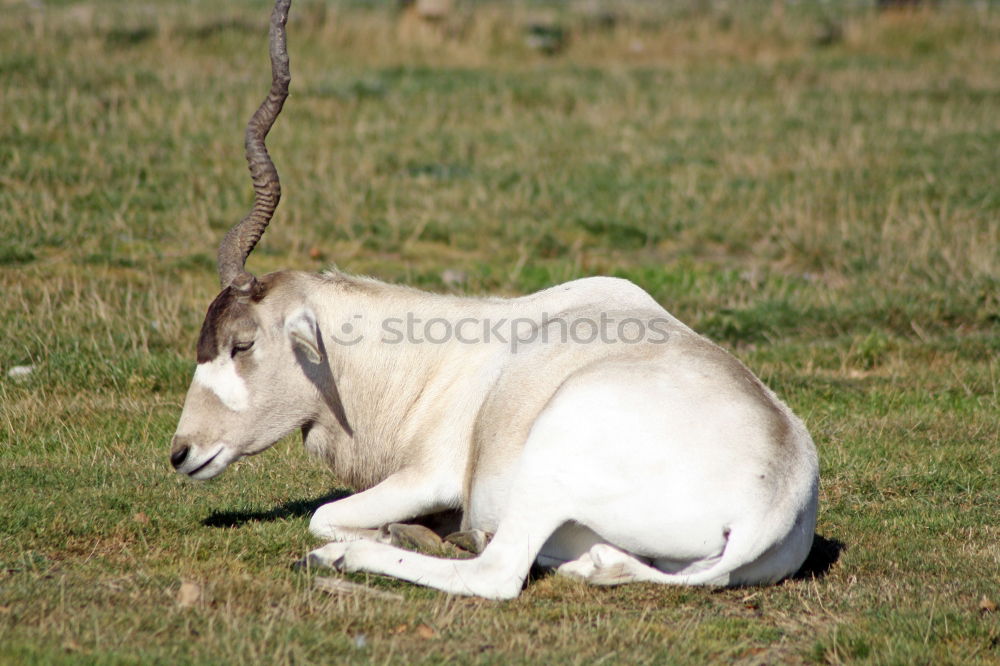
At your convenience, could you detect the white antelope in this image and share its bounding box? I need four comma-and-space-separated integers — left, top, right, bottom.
170, 0, 819, 600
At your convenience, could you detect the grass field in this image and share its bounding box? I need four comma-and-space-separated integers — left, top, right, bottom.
1, 0, 998, 662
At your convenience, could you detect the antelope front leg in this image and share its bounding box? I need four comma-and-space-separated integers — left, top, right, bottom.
304, 507, 565, 600
309, 470, 456, 542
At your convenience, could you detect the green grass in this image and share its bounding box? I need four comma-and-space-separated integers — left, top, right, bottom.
2, 1, 999, 663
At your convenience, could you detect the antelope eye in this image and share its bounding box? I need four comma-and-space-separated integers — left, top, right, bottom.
231, 341, 254, 357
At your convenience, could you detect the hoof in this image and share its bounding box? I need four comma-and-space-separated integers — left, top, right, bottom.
386, 523, 444, 553
444, 529, 492, 554
304, 542, 350, 571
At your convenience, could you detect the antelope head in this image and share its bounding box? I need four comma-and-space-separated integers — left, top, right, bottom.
170, 0, 336, 479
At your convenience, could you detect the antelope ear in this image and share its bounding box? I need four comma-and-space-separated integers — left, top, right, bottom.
286, 307, 321, 364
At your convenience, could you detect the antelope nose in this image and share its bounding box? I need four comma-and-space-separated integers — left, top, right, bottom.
170, 439, 190, 469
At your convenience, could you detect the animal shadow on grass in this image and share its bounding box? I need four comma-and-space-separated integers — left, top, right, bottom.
202, 491, 352, 528
793, 534, 844, 580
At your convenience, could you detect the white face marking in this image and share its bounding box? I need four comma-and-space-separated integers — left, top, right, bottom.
193, 357, 249, 412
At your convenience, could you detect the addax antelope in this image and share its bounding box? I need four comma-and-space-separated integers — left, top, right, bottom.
170, 0, 819, 600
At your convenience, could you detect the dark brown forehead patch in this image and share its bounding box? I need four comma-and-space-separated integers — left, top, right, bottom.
197, 287, 238, 363
195, 276, 278, 363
